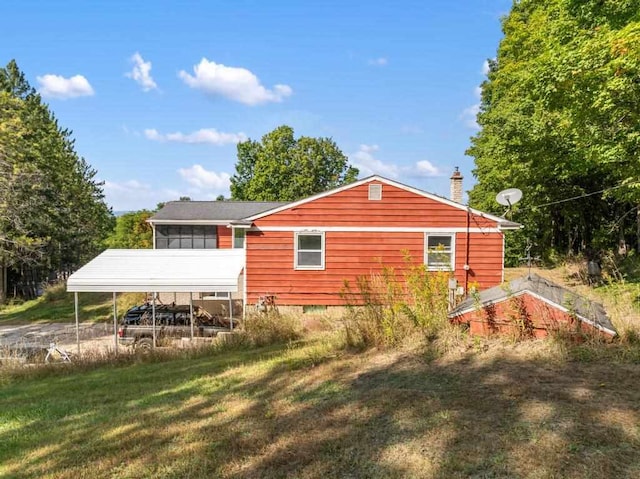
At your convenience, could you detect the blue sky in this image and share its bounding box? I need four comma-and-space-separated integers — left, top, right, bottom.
2, 0, 511, 211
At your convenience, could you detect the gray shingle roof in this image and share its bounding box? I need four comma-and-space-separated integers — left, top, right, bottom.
149, 201, 287, 222
449, 273, 616, 335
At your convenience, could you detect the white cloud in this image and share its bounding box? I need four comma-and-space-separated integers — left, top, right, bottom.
461, 103, 481, 130
178, 164, 231, 190
351, 144, 442, 180
144, 128, 247, 145
102, 174, 230, 211
414, 160, 440, 177
368, 57, 388, 66
104, 179, 151, 192
126, 52, 158, 91
351, 144, 399, 178
179, 58, 293, 105
482, 59, 491, 76
461, 80, 483, 130
37, 74, 94, 99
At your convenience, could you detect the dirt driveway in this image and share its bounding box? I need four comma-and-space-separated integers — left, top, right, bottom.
0, 322, 118, 357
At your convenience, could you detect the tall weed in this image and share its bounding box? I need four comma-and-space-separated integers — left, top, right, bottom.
340, 254, 451, 348
242, 311, 304, 347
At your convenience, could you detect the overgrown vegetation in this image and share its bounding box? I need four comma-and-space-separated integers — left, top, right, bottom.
240, 310, 305, 347
340, 257, 451, 348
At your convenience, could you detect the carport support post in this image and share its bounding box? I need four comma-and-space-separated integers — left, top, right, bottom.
113, 292, 118, 354
189, 292, 194, 341
152, 293, 157, 349
75, 292, 80, 355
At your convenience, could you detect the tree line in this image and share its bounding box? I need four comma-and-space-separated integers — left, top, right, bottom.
0, 61, 113, 302
468, 0, 640, 263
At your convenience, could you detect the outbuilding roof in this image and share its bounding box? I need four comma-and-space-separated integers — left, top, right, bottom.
449, 273, 616, 336
67, 249, 245, 293
149, 201, 286, 223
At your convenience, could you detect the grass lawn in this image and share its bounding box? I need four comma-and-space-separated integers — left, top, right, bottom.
0, 288, 144, 324
2, 335, 640, 479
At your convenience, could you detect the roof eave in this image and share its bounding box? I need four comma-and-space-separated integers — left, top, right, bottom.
147, 219, 232, 225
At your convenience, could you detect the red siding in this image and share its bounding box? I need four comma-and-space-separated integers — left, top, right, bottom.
217, 226, 232, 249
255, 182, 498, 228
245, 180, 506, 306
453, 293, 614, 338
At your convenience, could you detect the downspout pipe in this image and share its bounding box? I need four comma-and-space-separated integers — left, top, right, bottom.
465, 207, 471, 292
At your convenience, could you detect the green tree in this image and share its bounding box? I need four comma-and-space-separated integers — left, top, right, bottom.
106, 210, 153, 249
230, 125, 359, 201
0, 60, 113, 301
467, 0, 640, 262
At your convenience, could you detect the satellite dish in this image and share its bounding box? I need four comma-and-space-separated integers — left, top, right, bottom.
496, 188, 523, 207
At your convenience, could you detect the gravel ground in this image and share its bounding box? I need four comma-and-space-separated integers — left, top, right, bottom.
0, 322, 119, 361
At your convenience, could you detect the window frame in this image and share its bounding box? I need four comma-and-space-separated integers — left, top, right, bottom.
155, 225, 217, 249
233, 227, 246, 249
201, 291, 230, 299
294, 231, 325, 270
424, 233, 455, 271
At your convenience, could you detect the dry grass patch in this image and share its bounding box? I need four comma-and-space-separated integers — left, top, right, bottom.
1, 335, 640, 478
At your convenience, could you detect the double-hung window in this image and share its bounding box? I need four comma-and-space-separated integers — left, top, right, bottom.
295, 232, 325, 270
425, 234, 455, 271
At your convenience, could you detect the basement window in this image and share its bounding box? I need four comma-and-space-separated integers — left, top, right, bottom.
295, 232, 325, 270
425, 234, 455, 271
368, 183, 382, 200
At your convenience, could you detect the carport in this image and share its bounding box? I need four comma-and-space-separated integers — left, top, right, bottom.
67, 249, 245, 354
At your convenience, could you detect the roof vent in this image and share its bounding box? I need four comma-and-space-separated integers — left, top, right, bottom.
368, 183, 382, 201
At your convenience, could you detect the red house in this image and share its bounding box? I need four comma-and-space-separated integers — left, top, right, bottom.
68, 173, 520, 319
146, 174, 520, 314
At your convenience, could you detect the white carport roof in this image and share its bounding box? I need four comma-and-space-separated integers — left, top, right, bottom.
67, 249, 245, 293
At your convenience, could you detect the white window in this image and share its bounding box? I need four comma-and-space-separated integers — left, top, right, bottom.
201, 292, 230, 299
233, 228, 245, 249
425, 234, 455, 271
295, 232, 325, 270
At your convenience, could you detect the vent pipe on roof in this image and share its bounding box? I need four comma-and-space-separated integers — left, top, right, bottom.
450, 167, 463, 203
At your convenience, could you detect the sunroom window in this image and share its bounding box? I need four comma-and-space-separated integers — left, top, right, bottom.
425, 234, 454, 271
295, 232, 325, 270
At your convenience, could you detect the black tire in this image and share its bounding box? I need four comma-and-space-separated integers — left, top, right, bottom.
135, 338, 153, 353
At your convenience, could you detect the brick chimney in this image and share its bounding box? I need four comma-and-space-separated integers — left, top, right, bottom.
450, 167, 463, 203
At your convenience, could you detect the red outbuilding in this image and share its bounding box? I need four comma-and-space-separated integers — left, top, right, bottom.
448, 273, 617, 338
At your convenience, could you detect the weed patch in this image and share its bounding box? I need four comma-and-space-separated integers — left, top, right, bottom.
341, 256, 451, 349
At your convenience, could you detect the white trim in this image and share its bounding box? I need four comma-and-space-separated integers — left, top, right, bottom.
501, 234, 505, 283
252, 226, 501, 234
148, 219, 231, 225
244, 175, 514, 226
452, 289, 617, 336
294, 231, 325, 270
424, 233, 456, 271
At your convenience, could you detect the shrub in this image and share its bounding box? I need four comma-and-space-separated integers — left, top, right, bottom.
42, 282, 69, 302
241, 311, 304, 347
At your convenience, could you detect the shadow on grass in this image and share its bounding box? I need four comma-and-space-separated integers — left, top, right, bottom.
1, 339, 640, 478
